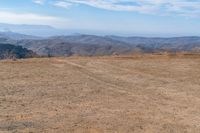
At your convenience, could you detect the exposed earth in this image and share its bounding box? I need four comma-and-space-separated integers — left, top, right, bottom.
1, 54, 200, 133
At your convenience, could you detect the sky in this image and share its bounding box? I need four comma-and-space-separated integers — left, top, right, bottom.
1, 0, 200, 36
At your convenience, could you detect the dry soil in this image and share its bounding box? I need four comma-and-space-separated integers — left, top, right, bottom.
1, 55, 200, 133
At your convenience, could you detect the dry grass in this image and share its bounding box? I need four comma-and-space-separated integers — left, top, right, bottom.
1, 54, 200, 133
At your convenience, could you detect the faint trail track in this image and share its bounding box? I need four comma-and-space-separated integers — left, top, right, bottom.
87, 61, 176, 82
55, 58, 200, 104
2, 56, 200, 133
55, 59, 139, 97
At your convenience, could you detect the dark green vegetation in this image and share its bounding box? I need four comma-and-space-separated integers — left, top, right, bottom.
0, 43, 36, 59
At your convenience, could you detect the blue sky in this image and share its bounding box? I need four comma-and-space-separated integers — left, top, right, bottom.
1, 0, 200, 36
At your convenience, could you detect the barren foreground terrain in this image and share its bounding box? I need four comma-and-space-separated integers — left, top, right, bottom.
1, 55, 200, 133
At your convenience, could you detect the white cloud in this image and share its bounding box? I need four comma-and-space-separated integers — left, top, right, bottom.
53, 1, 73, 9
31, 0, 200, 17
0, 11, 69, 28
57, 0, 200, 17
33, 0, 45, 5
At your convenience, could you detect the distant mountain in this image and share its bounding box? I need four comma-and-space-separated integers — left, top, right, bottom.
106, 36, 200, 52
15, 34, 200, 56
0, 23, 62, 37
0, 43, 37, 59
49, 34, 129, 46
0, 31, 41, 40
108, 35, 200, 44
0, 32, 200, 57
17, 35, 131, 56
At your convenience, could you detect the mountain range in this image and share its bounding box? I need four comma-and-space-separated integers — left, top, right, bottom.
0, 31, 200, 57
0, 23, 66, 37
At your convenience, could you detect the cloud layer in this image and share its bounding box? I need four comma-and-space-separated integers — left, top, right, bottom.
0, 11, 68, 28
43, 0, 200, 17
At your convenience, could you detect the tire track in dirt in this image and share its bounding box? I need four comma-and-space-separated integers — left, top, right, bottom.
91, 61, 200, 100
55, 59, 200, 111
88, 61, 176, 83
55, 59, 140, 98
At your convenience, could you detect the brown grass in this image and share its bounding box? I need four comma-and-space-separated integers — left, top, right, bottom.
1, 54, 200, 133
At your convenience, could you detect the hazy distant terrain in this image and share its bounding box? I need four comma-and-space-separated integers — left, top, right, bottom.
0, 31, 200, 57
1, 55, 200, 132
0, 31, 41, 40
0, 23, 58, 37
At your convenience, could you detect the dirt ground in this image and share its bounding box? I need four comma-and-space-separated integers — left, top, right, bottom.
1, 55, 200, 133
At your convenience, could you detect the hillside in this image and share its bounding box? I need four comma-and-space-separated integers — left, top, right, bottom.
0, 31, 41, 40
17, 34, 200, 56
107, 36, 200, 51
0, 43, 37, 59
17, 35, 131, 56
1, 32, 200, 56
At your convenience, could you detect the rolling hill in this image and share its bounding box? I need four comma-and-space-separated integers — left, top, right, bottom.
0, 31, 41, 40
0, 32, 200, 57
